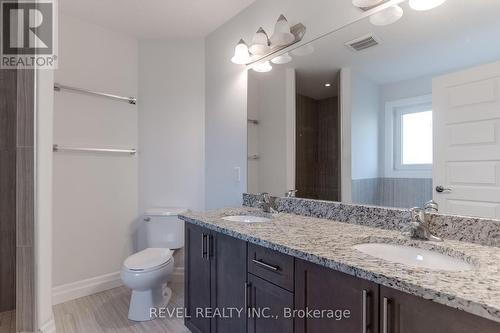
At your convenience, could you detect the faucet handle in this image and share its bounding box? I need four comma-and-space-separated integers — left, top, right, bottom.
285, 190, 298, 198
410, 207, 425, 223
257, 192, 270, 202
424, 200, 439, 213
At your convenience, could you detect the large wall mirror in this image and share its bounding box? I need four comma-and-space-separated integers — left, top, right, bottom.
247, 0, 500, 219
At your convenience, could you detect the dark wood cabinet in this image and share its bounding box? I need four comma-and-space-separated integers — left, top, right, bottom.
295, 259, 379, 333
380, 286, 500, 333
185, 222, 500, 333
185, 223, 212, 333
184, 223, 247, 333
210, 232, 248, 333
247, 273, 294, 333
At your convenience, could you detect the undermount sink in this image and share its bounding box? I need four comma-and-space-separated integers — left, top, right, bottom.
222, 215, 272, 223
353, 243, 473, 272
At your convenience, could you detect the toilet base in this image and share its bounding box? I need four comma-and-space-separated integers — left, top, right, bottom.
128, 284, 172, 322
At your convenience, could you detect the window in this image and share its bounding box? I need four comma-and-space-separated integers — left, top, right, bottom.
385, 95, 433, 178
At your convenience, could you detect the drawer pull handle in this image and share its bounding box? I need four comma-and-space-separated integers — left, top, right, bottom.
252, 259, 280, 272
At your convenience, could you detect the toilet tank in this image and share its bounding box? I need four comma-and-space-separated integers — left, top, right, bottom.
144, 208, 187, 249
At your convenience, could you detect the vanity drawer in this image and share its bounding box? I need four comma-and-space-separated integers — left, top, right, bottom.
248, 243, 294, 291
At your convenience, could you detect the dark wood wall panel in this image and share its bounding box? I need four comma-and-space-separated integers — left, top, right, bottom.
0, 69, 17, 313
15, 69, 35, 332
296, 94, 340, 201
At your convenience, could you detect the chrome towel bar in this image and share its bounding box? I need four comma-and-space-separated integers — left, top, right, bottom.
53, 144, 137, 155
54, 83, 137, 105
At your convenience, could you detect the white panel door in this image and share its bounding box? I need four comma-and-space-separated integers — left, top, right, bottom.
433, 60, 500, 218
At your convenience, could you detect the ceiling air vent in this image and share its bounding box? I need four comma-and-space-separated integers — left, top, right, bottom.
345, 34, 381, 52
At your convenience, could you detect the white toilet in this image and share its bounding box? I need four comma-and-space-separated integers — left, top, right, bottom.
121, 207, 186, 322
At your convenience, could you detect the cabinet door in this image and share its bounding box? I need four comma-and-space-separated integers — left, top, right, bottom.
210, 232, 247, 333
185, 223, 211, 333
380, 286, 500, 333
247, 273, 294, 333
295, 259, 379, 333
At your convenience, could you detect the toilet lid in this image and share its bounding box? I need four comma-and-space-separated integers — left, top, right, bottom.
124, 248, 173, 271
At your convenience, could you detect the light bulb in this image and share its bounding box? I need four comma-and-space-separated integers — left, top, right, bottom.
369, 5, 404, 26
249, 27, 271, 56
253, 61, 273, 73
409, 0, 447, 11
231, 39, 251, 65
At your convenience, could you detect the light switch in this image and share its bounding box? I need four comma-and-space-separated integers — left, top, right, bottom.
234, 167, 241, 182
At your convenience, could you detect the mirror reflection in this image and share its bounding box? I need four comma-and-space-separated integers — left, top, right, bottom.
247, 0, 500, 219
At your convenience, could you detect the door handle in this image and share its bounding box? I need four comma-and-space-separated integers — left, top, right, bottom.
435, 186, 452, 193
362, 290, 368, 333
382, 297, 390, 333
207, 235, 214, 259
245, 282, 251, 313
201, 234, 208, 259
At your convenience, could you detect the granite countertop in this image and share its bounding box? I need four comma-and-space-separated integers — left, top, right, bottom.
179, 207, 500, 324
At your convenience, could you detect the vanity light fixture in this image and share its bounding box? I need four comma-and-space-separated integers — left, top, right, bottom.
409, 0, 448, 11
270, 15, 295, 47
252, 61, 273, 73
271, 52, 292, 65
249, 27, 271, 56
324, 83, 332, 87
231, 39, 251, 64
369, 5, 404, 26
230, 17, 306, 66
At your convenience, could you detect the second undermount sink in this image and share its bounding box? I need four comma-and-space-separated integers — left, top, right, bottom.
222, 215, 272, 223
353, 243, 473, 272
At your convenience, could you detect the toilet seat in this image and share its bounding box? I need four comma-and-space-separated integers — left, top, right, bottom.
124, 248, 173, 272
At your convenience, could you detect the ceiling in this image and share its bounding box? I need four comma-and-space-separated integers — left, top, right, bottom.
283, 0, 500, 100
59, 0, 256, 39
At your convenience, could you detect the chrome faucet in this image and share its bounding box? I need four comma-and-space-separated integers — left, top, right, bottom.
258, 193, 278, 214
406, 200, 442, 242
285, 189, 298, 198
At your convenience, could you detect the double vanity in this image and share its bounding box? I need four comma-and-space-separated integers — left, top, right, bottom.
180, 196, 500, 333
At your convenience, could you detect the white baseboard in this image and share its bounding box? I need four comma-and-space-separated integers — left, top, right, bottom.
39, 318, 56, 333
171, 267, 184, 284
52, 268, 185, 305
52, 271, 123, 305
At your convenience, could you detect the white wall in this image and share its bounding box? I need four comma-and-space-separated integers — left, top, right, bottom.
138, 39, 205, 215
36, 69, 55, 331
247, 67, 294, 197
52, 14, 138, 296
205, 0, 364, 209
351, 70, 380, 180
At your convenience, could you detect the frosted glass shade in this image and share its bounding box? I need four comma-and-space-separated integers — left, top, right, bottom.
270, 15, 295, 47
352, 0, 384, 8
231, 39, 251, 64
271, 53, 292, 64
409, 0, 447, 11
249, 27, 271, 56
253, 61, 272, 73
369, 5, 404, 26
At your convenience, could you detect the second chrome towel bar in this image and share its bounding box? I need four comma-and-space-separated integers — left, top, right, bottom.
54, 83, 137, 105
53, 144, 137, 155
